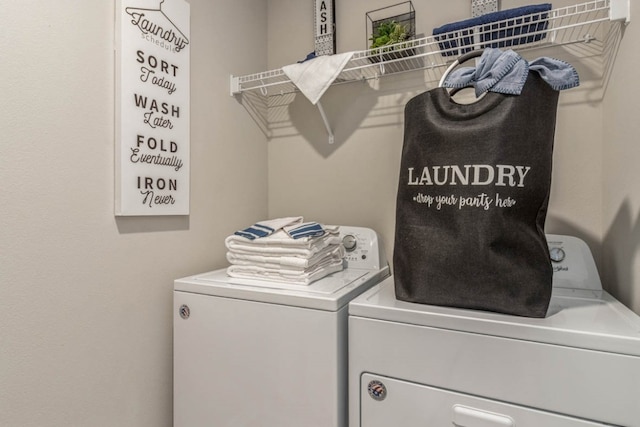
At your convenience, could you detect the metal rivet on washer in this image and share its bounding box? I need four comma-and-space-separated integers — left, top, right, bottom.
179, 304, 190, 319
367, 380, 387, 401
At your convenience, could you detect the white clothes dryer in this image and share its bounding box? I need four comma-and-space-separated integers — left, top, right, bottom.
174, 226, 390, 427
349, 235, 640, 427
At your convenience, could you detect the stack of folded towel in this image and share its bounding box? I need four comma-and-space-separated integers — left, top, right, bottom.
225, 217, 345, 285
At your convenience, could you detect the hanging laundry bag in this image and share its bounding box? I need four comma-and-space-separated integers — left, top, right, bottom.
393, 65, 564, 317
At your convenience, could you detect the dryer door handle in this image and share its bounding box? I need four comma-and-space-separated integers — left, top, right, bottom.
452, 405, 514, 427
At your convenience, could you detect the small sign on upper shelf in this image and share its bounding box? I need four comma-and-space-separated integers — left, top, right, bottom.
472, 0, 500, 17
315, 0, 336, 56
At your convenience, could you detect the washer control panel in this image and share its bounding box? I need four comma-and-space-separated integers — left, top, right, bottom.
546, 234, 602, 291
339, 226, 388, 271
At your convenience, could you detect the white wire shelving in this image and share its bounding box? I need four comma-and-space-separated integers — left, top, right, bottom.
230, 0, 630, 143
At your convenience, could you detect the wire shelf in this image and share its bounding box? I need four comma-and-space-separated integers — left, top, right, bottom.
230, 0, 629, 141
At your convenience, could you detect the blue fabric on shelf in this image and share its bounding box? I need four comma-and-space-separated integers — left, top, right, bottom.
297, 51, 317, 63
433, 3, 552, 56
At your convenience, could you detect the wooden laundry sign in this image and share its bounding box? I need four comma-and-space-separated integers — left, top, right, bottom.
115, 0, 190, 216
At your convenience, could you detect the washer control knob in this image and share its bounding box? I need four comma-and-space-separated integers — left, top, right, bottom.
549, 247, 566, 263
342, 234, 357, 252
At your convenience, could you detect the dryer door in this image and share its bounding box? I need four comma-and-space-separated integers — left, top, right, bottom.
360, 374, 610, 427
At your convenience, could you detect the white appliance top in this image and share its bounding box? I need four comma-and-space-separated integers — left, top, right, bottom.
349, 235, 640, 357
175, 226, 390, 311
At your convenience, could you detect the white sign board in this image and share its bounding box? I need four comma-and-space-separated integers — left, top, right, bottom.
115, 0, 190, 215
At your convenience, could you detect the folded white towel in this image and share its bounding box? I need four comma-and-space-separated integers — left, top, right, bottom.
226, 226, 341, 257
226, 221, 344, 285
234, 216, 303, 240
227, 244, 345, 270
226, 258, 344, 286
282, 52, 354, 105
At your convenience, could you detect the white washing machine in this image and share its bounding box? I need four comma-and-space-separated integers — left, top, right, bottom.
174, 226, 390, 427
349, 235, 640, 427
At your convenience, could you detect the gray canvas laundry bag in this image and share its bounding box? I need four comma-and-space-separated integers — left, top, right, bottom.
393, 72, 558, 317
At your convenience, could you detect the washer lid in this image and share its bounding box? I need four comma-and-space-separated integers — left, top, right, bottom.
175, 266, 390, 311
349, 277, 640, 357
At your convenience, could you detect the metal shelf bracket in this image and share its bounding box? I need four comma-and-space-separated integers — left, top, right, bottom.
610, 0, 630, 23
316, 101, 335, 144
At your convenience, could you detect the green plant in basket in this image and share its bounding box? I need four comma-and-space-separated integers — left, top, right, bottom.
369, 20, 410, 51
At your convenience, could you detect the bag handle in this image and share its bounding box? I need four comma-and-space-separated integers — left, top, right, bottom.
438, 49, 484, 89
